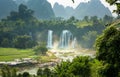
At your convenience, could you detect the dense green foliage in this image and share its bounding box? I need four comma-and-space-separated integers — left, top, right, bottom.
1, 1, 119, 77
54, 56, 91, 77
0, 57, 103, 77
95, 26, 120, 77
1, 65, 17, 77
13, 35, 36, 49
33, 45, 48, 55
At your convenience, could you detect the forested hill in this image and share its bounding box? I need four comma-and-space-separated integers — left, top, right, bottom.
0, 0, 17, 19
26, 0, 55, 19
53, 0, 112, 19
14, 0, 55, 19
0, 0, 55, 19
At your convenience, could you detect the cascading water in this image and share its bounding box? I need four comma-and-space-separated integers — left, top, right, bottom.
72, 37, 77, 48
47, 30, 53, 48
59, 30, 73, 48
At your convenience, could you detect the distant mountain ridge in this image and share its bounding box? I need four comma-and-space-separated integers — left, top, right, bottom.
0, 0, 112, 20
53, 0, 112, 19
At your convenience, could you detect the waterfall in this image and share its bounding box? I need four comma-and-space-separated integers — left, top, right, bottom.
72, 37, 77, 48
59, 30, 73, 48
47, 30, 53, 48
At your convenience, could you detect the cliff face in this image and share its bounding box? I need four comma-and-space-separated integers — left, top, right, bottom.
53, 3, 66, 18
53, 3, 74, 19
0, 0, 17, 19
27, 0, 55, 19
0, 0, 54, 19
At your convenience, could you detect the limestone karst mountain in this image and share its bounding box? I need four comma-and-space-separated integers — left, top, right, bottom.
53, 3, 66, 18
0, 0, 112, 20
53, 0, 112, 19
0, 0, 54, 19
53, 3, 74, 19
74, 0, 112, 19
27, 0, 55, 19
0, 0, 17, 19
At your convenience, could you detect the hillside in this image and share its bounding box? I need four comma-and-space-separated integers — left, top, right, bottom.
0, 0, 55, 19
53, 3, 66, 18
53, 0, 112, 19
27, 0, 55, 19
74, 0, 112, 19
0, 0, 17, 19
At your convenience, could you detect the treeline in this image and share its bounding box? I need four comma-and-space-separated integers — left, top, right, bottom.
0, 4, 113, 49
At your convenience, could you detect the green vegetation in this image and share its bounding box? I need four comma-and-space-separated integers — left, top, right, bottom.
40, 55, 57, 63
33, 45, 48, 55
0, 48, 34, 61
76, 20, 93, 28
1, 1, 120, 77
0, 47, 57, 62
0, 4, 114, 49
95, 26, 120, 77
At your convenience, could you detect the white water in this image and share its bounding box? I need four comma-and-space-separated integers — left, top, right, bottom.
47, 30, 53, 48
59, 30, 73, 48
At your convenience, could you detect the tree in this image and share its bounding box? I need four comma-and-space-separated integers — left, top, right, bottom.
22, 72, 30, 77
54, 56, 91, 77
82, 31, 97, 48
69, 56, 91, 77
1, 38, 11, 47
54, 61, 71, 77
13, 35, 36, 49
18, 4, 34, 21
33, 45, 48, 55
6, 4, 34, 21
83, 16, 89, 22
95, 26, 120, 77
98, 63, 118, 77
1, 65, 17, 77
37, 68, 43, 76
90, 16, 99, 24
43, 68, 51, 77
103, 15, 113, 25
106, 0, 120, 16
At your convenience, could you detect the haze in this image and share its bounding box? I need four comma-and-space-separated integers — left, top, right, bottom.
47, 0, 116, 16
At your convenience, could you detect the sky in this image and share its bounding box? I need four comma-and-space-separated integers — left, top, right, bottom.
47, 0, 117, 16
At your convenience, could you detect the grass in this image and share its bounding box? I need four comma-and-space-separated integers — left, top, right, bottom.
76, 21, 93, 28
0, 48, 57, 62
0, 48, 35, 61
